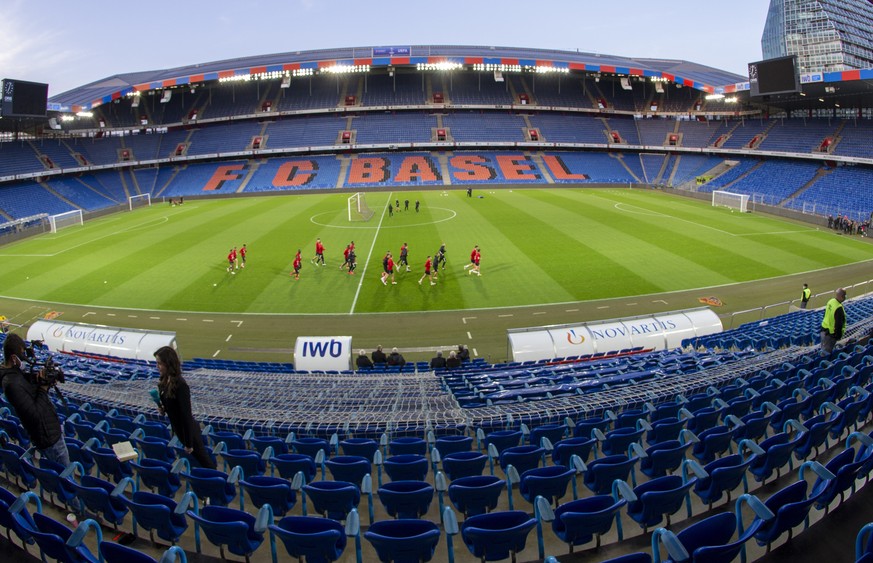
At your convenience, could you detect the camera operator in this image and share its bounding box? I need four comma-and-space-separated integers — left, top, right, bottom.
0, 333, 69, 466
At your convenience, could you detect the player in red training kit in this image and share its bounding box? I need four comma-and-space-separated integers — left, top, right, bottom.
340, 244, 354, 270
291, 250, 302, 280
463, 245, 478, 271
381, 252, 396, 285
469, 246, 481, 276
312, 238, 325, 266
239, 244, 247, 269
227, 248, 237, 274
418, 256, 436, 285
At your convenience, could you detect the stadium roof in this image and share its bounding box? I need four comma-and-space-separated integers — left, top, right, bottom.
49, 45, 752, 112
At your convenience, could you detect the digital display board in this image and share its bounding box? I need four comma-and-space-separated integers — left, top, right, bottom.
748, 56, 802, 97
1, 78, 49, 118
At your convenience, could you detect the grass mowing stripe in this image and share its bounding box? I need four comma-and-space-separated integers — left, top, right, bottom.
351, 192, 393, 314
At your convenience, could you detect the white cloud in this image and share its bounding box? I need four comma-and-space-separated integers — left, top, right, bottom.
0, 2, 77, 87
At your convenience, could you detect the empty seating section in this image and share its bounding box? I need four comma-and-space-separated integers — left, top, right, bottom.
160, 160, 249, 197
264, 115, 346, 148
757, 119, 837, 153
245, 156, 343, 192
187, 122, 264, 155
31, 139, 81, 169
92, 172, 134, 203
549, 152, 639, 184
201, 81, 262, 119
351, 112, 435, 144
121, 134, 165, 162
151, 166, 179, 196
274, 76, 342, 111
788, 166, 873, 219
446, 73, 514, 105
669, 155, 726, 186
607, 84, 637, 111
522, 75, 591, 108
528, 114, 606, 143
639, 154, 666, 183
660, 87, 700, 113
620, 154, 645, 182
698, 158, 759, 193
151, 91, 193, 125
0, 181, 75, 218
833, 120, 873, 158
69, 137, 125, 166
636, 119, 676, 146
0, 142, 45, 176
677, 120, 727, 147
44, 177, 117, 211
608, 117, 641, 145
0, 106, 870, 224
716, 160, 821, 204
721, 120, 772, 149
98, 102, 139, 129
441, 112, 526, 142
361, 72, 426, 106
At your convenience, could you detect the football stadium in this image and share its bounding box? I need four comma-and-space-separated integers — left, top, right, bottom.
1, 1, 873, 562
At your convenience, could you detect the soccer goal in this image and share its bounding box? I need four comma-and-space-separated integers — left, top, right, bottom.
712, 190, 750, 213
348, 192, 375, 222
48, 209, 84, 233
129, 193, 151, 211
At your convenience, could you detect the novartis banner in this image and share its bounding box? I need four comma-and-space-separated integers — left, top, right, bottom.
507, 308, 722, 362
27, 320, 176, 361
294, 336, 353, 372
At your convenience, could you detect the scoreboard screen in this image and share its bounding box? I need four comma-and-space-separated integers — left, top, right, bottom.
1, 78, 49, 118
748, 56, 801, 97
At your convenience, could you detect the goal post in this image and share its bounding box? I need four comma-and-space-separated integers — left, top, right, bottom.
129, 193, 151, 211
347, 192, 374, 222
712, 190, 750, 213
48, 209, 84, 233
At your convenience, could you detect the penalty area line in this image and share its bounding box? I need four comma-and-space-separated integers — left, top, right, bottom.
349, 192, 392, 314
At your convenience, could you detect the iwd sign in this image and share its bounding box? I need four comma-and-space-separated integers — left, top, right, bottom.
294, 336, 353, 372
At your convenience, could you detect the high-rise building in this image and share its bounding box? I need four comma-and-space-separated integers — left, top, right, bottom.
761, 0, 873, 73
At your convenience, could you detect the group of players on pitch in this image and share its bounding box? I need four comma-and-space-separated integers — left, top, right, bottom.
225, 244, 248, 274
288, 239, 481, 284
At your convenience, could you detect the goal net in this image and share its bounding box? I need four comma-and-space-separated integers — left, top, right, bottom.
348, 192, 374, 222
712, 190, 750, 213
129, 193, 151, 211
49, 209, 84, 233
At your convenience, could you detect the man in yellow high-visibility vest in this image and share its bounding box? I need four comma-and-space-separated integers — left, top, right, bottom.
800, 283, 811, 309
820, 288, 846, 355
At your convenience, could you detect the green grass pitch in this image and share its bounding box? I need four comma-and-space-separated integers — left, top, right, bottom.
0, 188, 871, 315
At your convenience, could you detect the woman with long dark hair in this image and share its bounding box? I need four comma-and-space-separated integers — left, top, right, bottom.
154, 346, 215, 469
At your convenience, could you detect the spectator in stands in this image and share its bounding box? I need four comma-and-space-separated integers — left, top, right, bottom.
356, 350, 373, 370
800, 283, 811, 309
430, 351, 447, 369
372, 345, 387, 365
458, 344, 471, 362
446, 351, 462, 369
0, 333, 69, 466
154, 346, 216, 469
387, 347, 406, 367
820, 288, 847, 356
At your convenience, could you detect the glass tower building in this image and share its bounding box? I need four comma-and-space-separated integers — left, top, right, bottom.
761, 0, 873, 73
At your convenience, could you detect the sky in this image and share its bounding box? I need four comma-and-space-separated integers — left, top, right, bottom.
0, 0, 772, 98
